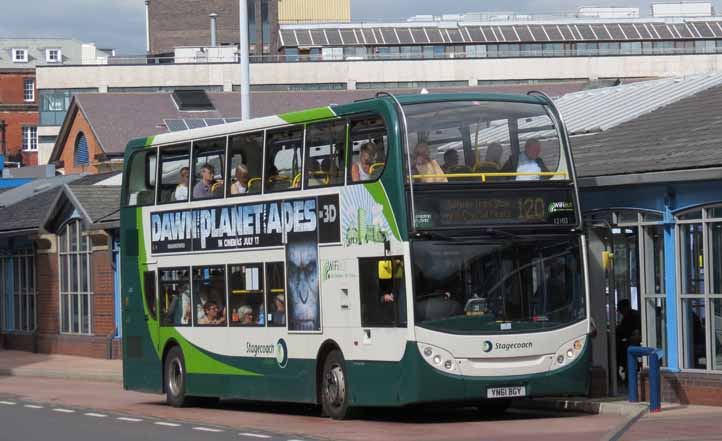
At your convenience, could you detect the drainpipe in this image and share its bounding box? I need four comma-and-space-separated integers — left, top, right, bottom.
0, 120, 6, 157
210, 13, 218, 47
145, 0, 151, 53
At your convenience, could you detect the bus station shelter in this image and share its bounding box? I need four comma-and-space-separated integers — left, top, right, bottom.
571, 78, 722, 405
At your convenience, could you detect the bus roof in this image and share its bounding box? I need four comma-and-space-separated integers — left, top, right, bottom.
124, 92, 549, 154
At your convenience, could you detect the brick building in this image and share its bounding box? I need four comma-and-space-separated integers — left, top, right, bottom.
0, 173, 122, 359
0, 67, 38, 166
1, 38, 111, 168
147, 0, 279, 55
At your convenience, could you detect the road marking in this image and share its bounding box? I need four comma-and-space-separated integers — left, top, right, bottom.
117, 417, 143, 422
193, 427, 224, 433
24, 404, 43, 409
52, 408, 75, 413
0, 401, 16, 405
84, 413, 107, 418
154, 422, 181, 427
240, 434, 271, 439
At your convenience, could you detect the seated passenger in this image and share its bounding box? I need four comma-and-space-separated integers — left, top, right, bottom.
412, 143, 447, 183
198, 300, 226, 325
271, 294, 286, 325
237, 305, 255, 325
516, 138, 548, 181
351, 142, 375, 182
230, 164, 250, 195
174, 167, 190, 201
193, 163, 217, 199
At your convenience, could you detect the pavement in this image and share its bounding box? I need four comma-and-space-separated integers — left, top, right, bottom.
2, 349, 722, 440
0, 349, 122, 383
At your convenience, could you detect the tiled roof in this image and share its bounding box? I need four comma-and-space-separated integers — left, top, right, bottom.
66, 184, 120, 224
572, 83, 722, 177
0, 187, 62, 235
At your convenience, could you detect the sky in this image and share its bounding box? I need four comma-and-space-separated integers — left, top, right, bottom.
1, 0, 721, 54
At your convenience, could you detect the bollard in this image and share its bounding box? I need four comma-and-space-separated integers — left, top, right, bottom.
627, 346, 664, 412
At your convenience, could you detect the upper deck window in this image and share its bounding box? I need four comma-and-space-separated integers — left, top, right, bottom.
264, 126, 304, 193
348, 114, 388, 184
402, 100, 568, 185
125, 149, 157, 207
191, 137, 226, 201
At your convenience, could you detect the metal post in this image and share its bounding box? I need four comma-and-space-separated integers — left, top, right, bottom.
210, 13, 218, 47
649, 351, 661, 412
145, 0, 151, 53
627, 347, 638, 402
239, 0, 251, 120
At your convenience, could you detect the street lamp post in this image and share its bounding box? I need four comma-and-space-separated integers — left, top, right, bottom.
239, 0, 251, 120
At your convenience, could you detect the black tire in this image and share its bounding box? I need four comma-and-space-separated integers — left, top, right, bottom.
476, 399, 511, 417
165, 346, 190, 407
320, 350, 353, 420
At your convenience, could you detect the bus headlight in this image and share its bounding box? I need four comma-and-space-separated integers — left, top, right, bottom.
551, 336, 586, 371
417, 342, 460, 375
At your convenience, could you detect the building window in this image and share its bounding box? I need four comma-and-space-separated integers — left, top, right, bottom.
677, 205, 722, 371
22, 126, 37, 151
59, 220, 93, 335
13, 249, 36, 332
24, 78, 35, 102
12, 48, 28, 63
74, 132, 89, 166
46, 48, 61, 63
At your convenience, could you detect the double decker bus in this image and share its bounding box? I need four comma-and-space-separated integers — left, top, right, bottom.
120, 92, 590, 419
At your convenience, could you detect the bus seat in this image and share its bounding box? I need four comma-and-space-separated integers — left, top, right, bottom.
472, 160, 501, 172
291, 173, 302, 189
369, 162, 385, 179
248, 177, 261, 192
211, 181, 224, 197
308, 171, 329, 187
137, 190, 155, 206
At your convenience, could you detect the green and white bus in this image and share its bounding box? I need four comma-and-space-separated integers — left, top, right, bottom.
121, 92, 590, 419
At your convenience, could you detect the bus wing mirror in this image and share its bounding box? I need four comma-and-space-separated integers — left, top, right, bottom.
378, 259, 393, 280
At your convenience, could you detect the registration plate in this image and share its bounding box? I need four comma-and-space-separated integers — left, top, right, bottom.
486, 386, 526, 399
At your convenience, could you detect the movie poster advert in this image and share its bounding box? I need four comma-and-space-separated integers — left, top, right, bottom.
286, 231, 320, 331
149, 195, 339, 255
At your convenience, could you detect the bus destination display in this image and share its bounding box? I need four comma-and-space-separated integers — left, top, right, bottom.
413, 189, 576, 228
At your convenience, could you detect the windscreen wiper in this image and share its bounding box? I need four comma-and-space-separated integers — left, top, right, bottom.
413, 231, 456, 241
482, 227, 523, 240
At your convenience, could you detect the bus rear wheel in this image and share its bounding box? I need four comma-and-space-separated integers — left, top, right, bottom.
165, 346, 189, 407
321, 350, 352, 420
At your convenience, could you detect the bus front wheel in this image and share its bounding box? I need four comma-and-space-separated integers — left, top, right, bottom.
321, 350, 352, 420
165, 346, 189, 407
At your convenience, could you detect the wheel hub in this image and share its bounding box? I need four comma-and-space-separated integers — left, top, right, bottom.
324, 364, 346, 408
168, 358, 183, 397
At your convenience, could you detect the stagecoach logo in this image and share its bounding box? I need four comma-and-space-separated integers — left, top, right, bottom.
483, 340, 493, 353
276, 338, 288, 369
483, 340, 534, 353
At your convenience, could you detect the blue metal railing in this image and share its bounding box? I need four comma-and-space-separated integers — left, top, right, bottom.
628, 346, 664, 412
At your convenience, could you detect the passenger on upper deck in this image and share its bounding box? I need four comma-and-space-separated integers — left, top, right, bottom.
515, 138, 548, 181
351, 142, 376, 182
442, 149, 468, 174
193, 163, 218, 199
174, 167, 190, 201
412, 143, 447, 183
230, 164, 250, 195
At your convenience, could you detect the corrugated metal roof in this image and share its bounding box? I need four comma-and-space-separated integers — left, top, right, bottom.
557, 73, 722, 135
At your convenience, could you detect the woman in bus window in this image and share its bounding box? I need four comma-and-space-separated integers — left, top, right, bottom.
230, 164, 250, 195
351, 142, 376, 182
412, 143, 447, 183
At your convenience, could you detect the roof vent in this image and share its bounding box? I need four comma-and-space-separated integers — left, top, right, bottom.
172, 89, 215, 111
